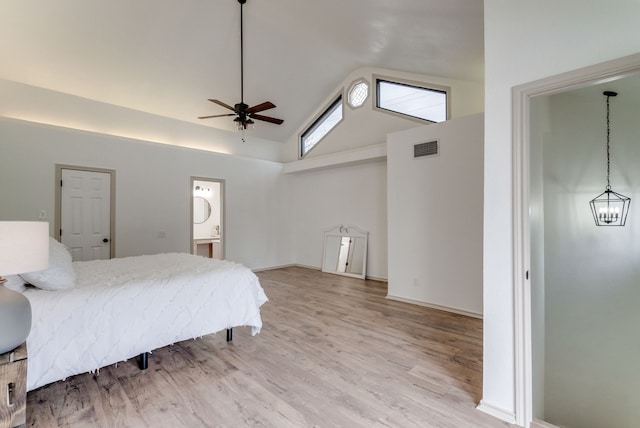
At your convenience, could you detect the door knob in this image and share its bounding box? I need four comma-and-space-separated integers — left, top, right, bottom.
103, 238, 109, 243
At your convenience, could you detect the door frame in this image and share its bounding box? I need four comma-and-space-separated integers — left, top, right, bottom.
511, 53, 640, 427
55, 164, 116, 259
190, 176, 225, 260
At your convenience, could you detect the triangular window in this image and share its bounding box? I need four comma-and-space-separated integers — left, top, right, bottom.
300, 95, 343, 158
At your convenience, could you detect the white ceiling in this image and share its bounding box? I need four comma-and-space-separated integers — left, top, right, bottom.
0, 0, 484, 143
565, 73, 640, 105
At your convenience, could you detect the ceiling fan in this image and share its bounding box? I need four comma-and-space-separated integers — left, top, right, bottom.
198, 0, 283, 130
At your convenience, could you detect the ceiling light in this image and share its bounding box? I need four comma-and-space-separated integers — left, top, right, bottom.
589, 91, 630, 226
198, 0, 283, 133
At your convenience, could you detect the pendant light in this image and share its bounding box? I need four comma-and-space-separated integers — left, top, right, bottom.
589, 91, 630, 226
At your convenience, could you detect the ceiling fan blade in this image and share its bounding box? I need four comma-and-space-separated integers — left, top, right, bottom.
198, 113, 236, 119
246, 101, 276, 114
251, 113, 284, 125
208, 99, 236, 112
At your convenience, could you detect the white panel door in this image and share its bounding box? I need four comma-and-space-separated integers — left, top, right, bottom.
61, 169, 111, 261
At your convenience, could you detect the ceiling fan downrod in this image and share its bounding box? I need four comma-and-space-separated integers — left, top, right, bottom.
239, 0, 246, 106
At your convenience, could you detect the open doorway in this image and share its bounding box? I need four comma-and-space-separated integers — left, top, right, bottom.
190, 177, 225, 260
512, 53, 640, 427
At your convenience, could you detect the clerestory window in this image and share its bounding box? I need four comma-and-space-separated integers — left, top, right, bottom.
300, 94, 343, 158
375, 78, 448, 123
347, 79, 369, 109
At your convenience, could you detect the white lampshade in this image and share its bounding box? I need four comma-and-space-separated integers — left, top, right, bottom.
0, 221, 49, 276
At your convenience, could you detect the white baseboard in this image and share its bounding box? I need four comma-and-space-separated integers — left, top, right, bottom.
252, 264, 320, 273
476, 400, 517, 425
253, 264, 388, 282
386, 294, 482, 319
292, 264, 321, 271
531, 419, 560, 428
252, 264, 297, 272
365, 274, 388, 282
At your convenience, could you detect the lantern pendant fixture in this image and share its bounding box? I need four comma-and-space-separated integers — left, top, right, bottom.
589, 91, 631, 226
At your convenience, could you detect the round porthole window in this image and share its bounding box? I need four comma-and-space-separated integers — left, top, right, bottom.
348, 80, 369, 108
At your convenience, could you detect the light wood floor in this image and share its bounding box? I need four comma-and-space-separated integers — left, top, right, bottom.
27, 266, 513, 427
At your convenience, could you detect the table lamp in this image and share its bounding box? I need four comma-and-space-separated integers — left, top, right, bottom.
0, 221, 49, 354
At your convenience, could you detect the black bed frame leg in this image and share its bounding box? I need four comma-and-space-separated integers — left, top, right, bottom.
226, 328, 233, 342
138, 352, 149, 370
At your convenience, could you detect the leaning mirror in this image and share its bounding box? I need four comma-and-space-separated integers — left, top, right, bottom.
322, 225, 368, 279
193, 196, 212, 224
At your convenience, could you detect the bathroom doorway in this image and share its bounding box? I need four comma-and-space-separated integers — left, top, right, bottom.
190, 177, 225, 260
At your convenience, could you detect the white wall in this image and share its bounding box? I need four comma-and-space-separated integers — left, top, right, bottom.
529, 96, 549, 421
542, 92, 640, 428
289, 160, 388, 280
285, 67, 483, 282
2, 63, 482, 284
281, 66, 484, 163
0, 117, 292, 271
483, 0, 640, 423
387, 113, 484, 315
0, 78, 284, 162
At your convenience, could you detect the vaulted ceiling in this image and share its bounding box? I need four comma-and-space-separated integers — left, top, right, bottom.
0, 0, 484, 143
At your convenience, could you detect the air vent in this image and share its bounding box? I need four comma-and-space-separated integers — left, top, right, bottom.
414, 140, 439, 158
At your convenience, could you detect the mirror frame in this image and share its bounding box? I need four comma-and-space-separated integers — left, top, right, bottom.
193, 196, 212, 224
321, 225, 368, 279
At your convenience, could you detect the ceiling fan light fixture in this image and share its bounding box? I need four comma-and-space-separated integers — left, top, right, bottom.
198, 0, 283, 133
234, 117, 254, 130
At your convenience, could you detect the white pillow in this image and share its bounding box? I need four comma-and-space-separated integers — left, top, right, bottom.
2, 275, 27, 293
20, 238, 76, 291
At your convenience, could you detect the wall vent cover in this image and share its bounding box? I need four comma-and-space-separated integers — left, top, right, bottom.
414, 140, 439, 158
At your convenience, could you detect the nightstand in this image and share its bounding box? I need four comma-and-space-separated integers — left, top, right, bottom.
0, 343, 26, 428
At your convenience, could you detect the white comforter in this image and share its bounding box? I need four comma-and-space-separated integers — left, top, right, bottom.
24, 253, 268, 391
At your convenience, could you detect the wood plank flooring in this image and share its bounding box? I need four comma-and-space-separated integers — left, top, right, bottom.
26, 266, 514, 427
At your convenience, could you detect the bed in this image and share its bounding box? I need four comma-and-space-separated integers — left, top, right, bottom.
12, 239, 267, 392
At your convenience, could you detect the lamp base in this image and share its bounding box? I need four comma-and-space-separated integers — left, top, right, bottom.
0, 284, 32, 354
